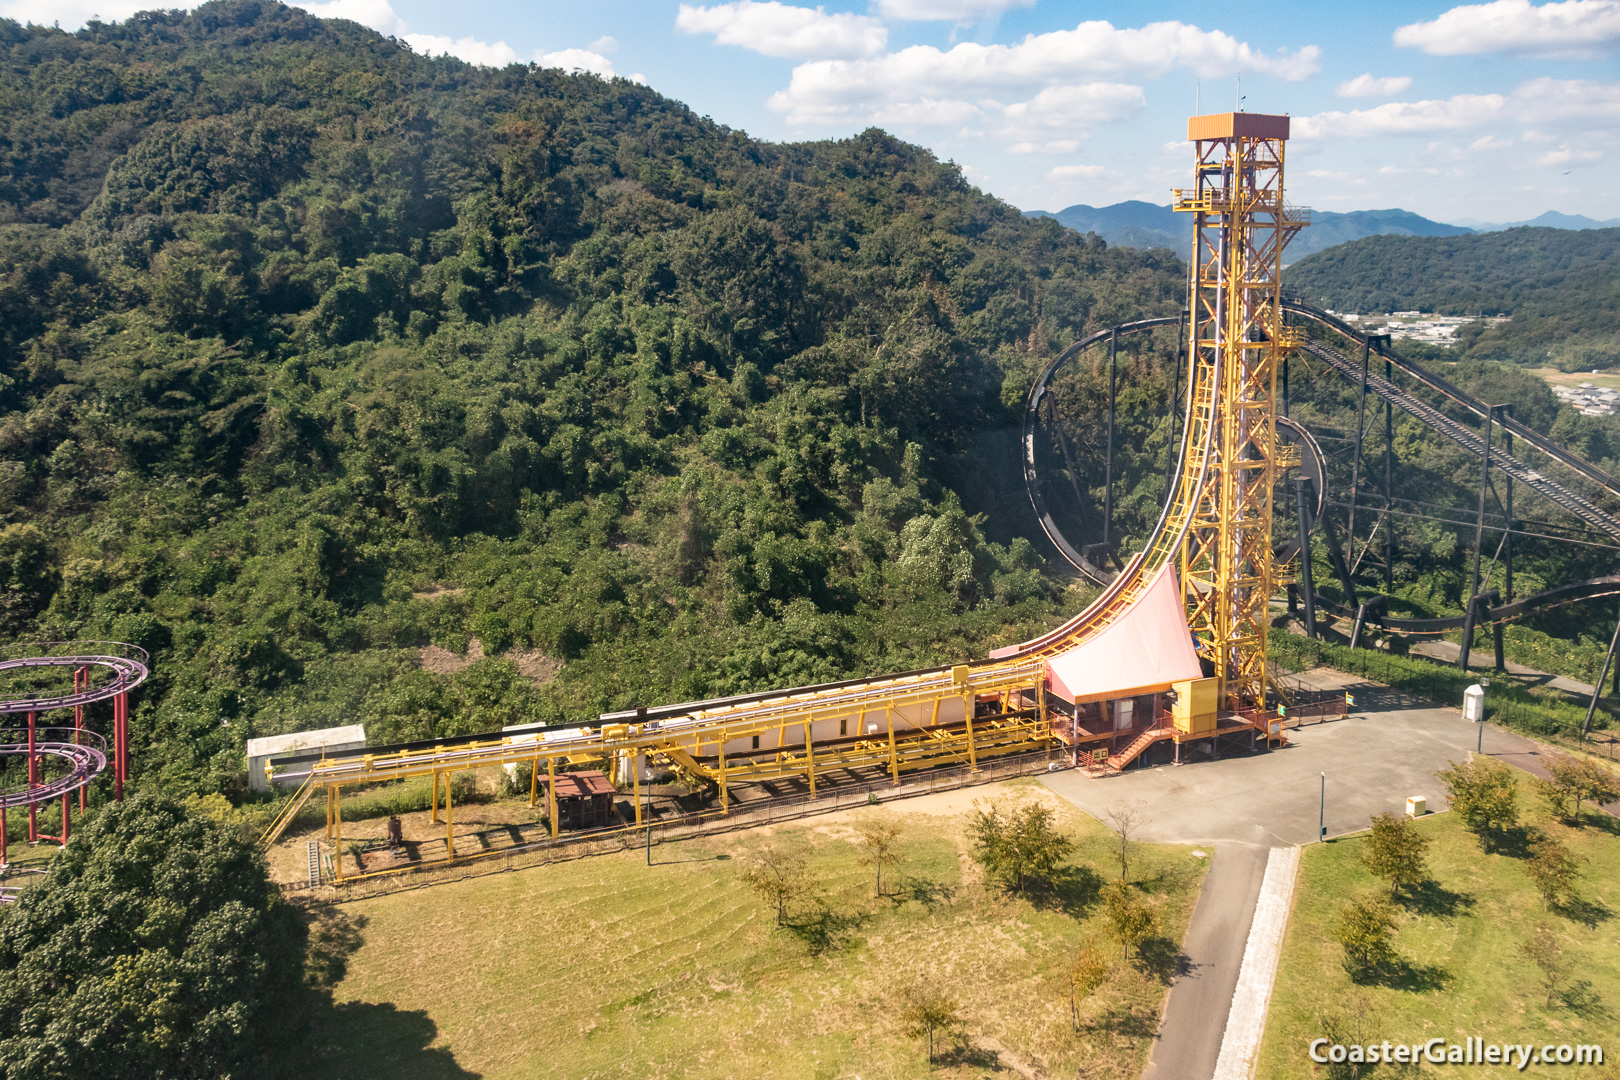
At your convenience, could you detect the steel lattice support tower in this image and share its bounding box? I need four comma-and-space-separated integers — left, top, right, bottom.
1174, 113, 1309, 712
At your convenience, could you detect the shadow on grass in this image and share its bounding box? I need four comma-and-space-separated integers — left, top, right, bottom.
937, 1038, 1000, 1071
1135, 935, 1192, 985
1026, 864, 1104, 919
1482, 825, 1536, 859
784, 903, 869, 956
1088, 1003, 1158, 1039
889, 874, 956, 911
1560, 980, 1610, 1021
1350, 958, 1451, 993
1577, 811, 1620, 838
1555, 894, 1613, 928
297, 909, 481, 1079
1396, 879, 1474, 918
298, 1000, 482, 1079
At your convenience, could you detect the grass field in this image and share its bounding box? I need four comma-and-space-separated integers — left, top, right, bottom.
1258, 770, 1620, 1079
292, 780, 1207, 1080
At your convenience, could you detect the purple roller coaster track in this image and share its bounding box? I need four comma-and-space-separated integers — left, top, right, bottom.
0, 643, 148, 881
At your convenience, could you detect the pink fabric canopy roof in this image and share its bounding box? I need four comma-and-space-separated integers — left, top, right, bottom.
1044, 563, 1202, 703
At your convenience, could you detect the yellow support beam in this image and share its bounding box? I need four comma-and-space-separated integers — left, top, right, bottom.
548, 756, 558, 838
804, 720, 816, 797
444, 770, 455, 858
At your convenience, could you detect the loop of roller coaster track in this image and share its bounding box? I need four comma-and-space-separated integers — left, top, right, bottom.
0, 642, 150, 714
1021, 302, 1620, 642
0, 728, 109, 810
0, 643, 145, 884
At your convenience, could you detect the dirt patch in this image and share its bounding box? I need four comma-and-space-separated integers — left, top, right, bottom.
507, 648, 563, 688
418, 637, 484, 675
411, 584, 465, 601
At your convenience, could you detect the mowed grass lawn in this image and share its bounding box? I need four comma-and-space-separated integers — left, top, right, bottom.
1259, 771, 1620, 1079
294, 780, 1207, 1080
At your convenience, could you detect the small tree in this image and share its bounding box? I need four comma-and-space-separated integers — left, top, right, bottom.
1361, 812, 1430, 898
1438, 756, 1519, 850
0, 795, 305, 1079
1103, 802, 1147, 883
1518, 922, 1566, 1008
1101, 879, 1157, 962
1068, 939, 1110, 1030
968, 800, 1075, 894
1524, 833, 1583, 911
900, 980, 961, 1067
1545, 756, 1620, 822
1335, 894, 1398, 980
856, 821, 903, 898
740, 845, 810, 926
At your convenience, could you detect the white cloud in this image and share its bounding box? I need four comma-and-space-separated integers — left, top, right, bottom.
407, 33, 522, 66
1297, 94, 1508, 138
589, 35, 619, 54
1047, 164, 1105, 180
1008, 140, 1081, 154
1001, 82, 1147, 135
296, 0, 404, 33
1336, 73, 1413, 98
768, 20, 1319, 127
675, 1, 887, 60
0, 0, 158, 25
875, 0, 1035, 20
1538, 145, 1603, 164
536, 48, 619, 76
1394, 0, 1620, 56
1297, 78, 1620, 153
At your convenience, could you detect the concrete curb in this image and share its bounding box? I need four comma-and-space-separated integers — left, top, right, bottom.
1210, 844, 1301, 1080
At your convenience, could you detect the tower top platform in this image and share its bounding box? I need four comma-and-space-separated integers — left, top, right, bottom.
1188, 112, 1290, 141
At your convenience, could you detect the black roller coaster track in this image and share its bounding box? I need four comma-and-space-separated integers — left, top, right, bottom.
1023, 300, 1620, 638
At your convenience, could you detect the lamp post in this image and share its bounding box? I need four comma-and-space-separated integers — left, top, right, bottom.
1318, 771, 1326, 842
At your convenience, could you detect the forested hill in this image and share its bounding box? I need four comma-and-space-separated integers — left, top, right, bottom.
0, 2, 1182, 796
1284, 227, 1620, 368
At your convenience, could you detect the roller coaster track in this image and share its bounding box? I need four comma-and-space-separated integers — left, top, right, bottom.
257, 314, 1228, 872
1021, 301, 1620, 643
0, 728, 107, 810
1294, 335, 1620, 540
1285, 301, 1620, 503
0, 643, 146, 883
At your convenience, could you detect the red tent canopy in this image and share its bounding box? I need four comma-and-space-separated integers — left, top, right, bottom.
1043, 563, 1202, 703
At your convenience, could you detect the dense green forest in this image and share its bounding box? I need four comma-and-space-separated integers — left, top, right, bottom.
1284, 227, 1620, 369
2, 1, 1617, 809
0, 1, 1188, 799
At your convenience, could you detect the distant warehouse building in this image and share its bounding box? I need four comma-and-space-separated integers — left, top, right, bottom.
246, 725, 366, 793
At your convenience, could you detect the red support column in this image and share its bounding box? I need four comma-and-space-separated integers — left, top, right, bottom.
75, 666, 86, 813
1, 803, 7, 867
60, 793, 68, 846
114, 693, 126, 801
26, 711, 37, 841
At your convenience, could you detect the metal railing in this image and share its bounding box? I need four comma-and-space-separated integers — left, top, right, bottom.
284, 747, 1069, 897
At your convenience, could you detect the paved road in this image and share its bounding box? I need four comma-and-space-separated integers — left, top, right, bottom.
1138, 843, 1269, 1080
1042, 671, 1549, 1080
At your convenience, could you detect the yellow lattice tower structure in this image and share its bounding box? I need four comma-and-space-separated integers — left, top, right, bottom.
1174, 113, 1309, 712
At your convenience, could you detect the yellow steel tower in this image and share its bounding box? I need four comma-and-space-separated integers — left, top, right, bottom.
1174, 113, 1309, 712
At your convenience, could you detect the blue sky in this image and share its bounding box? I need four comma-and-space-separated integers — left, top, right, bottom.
11, 0, 1620, 224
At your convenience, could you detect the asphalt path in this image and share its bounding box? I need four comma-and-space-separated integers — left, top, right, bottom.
1041, 668, 1552, 1080
1137, 843, 1269, 1080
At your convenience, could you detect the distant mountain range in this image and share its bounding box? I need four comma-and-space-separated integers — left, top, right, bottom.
1452, 211, 1620, 231
1025, 201, 1471, 262
1024, 202, 1618, 262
